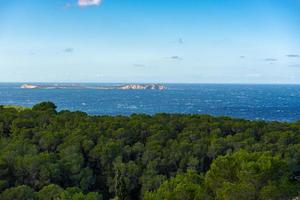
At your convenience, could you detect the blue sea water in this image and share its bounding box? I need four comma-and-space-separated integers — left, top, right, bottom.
1, 83, 300, 122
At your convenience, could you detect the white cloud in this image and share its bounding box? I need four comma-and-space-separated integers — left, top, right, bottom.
78, 0, 102, 7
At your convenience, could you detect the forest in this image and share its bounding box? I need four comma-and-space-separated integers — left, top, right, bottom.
0, 102, 299, 200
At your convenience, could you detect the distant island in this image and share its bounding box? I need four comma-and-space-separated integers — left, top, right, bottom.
20, 83, 167, 90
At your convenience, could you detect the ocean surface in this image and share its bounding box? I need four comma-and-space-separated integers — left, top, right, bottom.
1, 83, 300, 122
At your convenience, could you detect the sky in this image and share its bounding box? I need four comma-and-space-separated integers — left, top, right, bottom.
0, 0, 300, 83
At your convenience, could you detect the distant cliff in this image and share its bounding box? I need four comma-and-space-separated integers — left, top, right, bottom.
117, 84, 166, 90
20, 84, 167, 90
20, 84, 39, 89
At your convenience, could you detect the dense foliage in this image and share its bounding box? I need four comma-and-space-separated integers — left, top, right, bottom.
0, 102, 299, 200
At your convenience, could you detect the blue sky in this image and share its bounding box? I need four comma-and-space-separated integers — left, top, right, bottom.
0, 0, 300, 83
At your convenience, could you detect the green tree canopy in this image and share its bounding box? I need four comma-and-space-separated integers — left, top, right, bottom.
0, 103, 299, 199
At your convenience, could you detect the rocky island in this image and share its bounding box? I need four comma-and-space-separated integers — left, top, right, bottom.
20, 83, 167, 90
118, 84, 166, 90
20, 84, 39, 89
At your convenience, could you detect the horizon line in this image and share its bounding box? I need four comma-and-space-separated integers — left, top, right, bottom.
1, 81, 300, 85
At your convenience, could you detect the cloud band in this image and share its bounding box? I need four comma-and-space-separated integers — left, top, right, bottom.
78, 0, 102, 7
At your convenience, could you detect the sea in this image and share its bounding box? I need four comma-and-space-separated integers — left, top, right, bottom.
1, 83, 300, 122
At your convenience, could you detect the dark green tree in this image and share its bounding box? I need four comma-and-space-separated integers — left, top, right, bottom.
0, 185, 36, 200
32, 102, 57, 112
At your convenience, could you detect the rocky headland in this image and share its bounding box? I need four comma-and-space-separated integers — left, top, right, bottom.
20, 84, 167, 90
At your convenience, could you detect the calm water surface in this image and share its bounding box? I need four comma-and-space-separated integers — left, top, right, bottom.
1, 83, 300, 122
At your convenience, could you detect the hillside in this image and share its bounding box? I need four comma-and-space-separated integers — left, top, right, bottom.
0, 102, 299, 200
